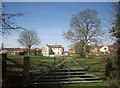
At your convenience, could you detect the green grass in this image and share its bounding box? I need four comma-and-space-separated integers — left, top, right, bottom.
8, 55, 65, 64
44, 80, 113, 88
7, 55, 25, 59
8, 55, 54, 59
75, 57, 102, 62
7, 55, 119, 87
62, 81, 110, 87
8, 55, 54, 63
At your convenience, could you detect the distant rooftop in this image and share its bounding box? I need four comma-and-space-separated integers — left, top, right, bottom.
47, 45, 63, 48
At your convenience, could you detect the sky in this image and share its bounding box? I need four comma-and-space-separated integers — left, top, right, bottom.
1, 2, 114, 51
2, 0, 119, 2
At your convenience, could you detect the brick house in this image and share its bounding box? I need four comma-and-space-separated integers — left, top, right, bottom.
68, 45, 114, 56
68, 48, 77, 55
3, 48, 27, 55
89, 45, 114, 55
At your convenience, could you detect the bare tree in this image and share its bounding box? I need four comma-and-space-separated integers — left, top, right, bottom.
111, 2, 120, 39
63, 9, 101, 57
110, 1, 120, 81
0, 5, 24, 35
18, 29, 40, 54
103, 2, 120, 86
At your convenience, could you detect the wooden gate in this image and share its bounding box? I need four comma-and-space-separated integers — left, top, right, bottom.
29, 57, 102, 87
1, 53, 30, 87
2, 54, 104, 87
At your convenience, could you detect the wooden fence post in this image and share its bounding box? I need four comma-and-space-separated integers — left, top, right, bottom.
2, 53, 7, 87
53, 57, 56, 70
23, 56, 30, 87
0, 54, 2, 88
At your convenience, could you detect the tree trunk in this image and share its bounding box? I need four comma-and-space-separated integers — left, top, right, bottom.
118, 43, 120, 79
27, 47, 31, 55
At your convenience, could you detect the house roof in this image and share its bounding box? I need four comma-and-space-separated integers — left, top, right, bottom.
19, 48, 27, 51
47, 45, 63, 48
69, 48, 76, 51
3, 48, 42, 51
32, 48, 41, 51
4, 48, 20, 51
94, 45, 114, 49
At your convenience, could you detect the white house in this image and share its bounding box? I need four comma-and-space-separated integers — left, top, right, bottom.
41, 45, 64, 57
64, 51, 69, 56
99, 46, 110, 54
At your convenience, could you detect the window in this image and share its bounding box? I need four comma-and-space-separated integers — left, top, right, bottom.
104, 48, 106, 50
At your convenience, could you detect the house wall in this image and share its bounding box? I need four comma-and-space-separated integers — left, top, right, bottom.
69, 48, 76, 54
41, 45, 49, 56
41, 45, 64, 56
89, 47, 100, 55
100, 46, 110, 53
51, 48, 62, 55
89, 45, 113, 55
64, 52, 69, 56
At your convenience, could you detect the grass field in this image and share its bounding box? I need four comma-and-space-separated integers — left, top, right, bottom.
7, 55, 105, 77
6, 55, 119, 87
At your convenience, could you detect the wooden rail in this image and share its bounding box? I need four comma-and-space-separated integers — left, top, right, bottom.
1, 53, 30, 87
